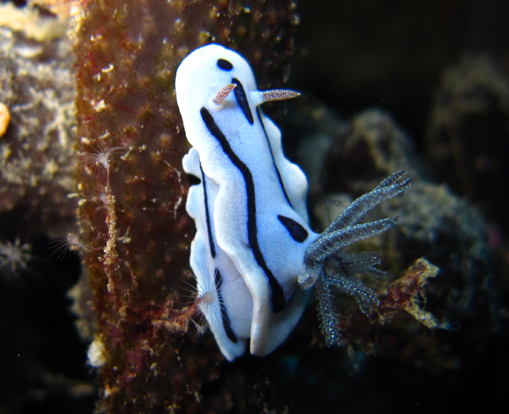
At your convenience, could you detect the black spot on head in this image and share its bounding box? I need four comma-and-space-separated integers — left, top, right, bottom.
278, 215, 309, 242
217, 59, 233, 71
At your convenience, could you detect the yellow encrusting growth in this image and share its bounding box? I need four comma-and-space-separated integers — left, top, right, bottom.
377, 258, 444, 329
0, 2, 68, 42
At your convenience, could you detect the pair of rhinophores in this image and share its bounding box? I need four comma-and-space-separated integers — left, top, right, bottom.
175, 44, 410, 361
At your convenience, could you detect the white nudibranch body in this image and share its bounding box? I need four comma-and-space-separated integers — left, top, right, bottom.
175, 44, 410, 361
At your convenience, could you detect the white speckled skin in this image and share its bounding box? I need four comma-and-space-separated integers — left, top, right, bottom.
176, 44, 318, 361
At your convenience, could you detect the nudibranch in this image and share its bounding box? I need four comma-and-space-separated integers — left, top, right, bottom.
175, 44, 410, 361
